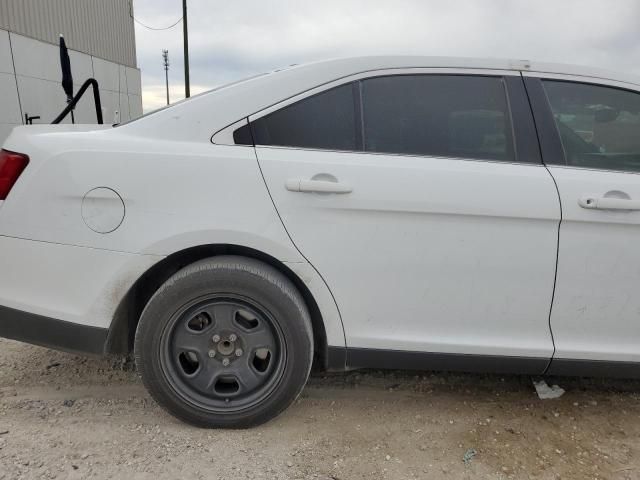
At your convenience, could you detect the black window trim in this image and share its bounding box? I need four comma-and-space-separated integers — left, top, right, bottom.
523, 75, 640, 172
352, 81, 365, 151
234, 71, 544, 166
504, 75, 543, 165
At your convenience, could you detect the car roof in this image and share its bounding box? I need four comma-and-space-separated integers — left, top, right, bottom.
120, 55, 640, 142
274, 56, 640, 87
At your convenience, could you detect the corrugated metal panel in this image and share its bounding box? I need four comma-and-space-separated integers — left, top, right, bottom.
0, 0, 136, 67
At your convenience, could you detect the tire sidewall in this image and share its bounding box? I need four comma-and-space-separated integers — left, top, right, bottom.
135, 257, 313, 428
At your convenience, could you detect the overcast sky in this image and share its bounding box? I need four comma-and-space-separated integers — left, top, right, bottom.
132, 0, 640, 112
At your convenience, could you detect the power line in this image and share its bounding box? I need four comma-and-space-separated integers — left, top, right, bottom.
128, 0, 182, 31
133, 16, 183, 31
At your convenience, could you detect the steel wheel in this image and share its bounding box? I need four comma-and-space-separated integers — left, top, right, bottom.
135, 256, 313, 428
160, 295, 286, 412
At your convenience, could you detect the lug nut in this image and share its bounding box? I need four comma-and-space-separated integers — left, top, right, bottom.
208, 350, 216, 358
222, 358, 230, 366
212, 334, 220, 343
235, 348, 243, 357
229, 333, 237, 342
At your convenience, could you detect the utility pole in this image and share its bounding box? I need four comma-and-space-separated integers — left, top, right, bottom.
162, 49, 170, 105
182, 0, 190, 98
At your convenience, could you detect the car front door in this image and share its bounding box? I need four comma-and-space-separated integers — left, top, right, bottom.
526, 75, 640, 375
247, 70, 560, 372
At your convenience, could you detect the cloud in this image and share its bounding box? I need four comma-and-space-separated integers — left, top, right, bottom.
133, 0, 640, 112
141, 83, 210, 112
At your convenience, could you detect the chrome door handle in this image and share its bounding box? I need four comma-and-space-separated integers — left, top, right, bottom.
285, 179, 353, 194
579, 196, 640, 211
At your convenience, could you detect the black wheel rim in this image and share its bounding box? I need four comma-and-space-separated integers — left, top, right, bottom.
159, 294, 286, 412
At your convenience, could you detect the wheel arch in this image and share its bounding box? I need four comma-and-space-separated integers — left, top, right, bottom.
105, 244, 331, 370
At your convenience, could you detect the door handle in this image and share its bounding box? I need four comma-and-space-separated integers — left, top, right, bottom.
285, 179, 353, 194
579, 196, 640, 211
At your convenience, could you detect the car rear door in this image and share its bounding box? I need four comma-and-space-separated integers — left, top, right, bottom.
246, 69, 560, 372
525, 74, 640, 375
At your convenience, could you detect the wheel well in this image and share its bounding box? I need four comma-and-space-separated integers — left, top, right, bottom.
105, 244, 329, 369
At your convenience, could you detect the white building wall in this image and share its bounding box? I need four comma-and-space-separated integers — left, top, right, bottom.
0, 29, 21, 144
0, 0, 137, 68
0, 28, 142, 144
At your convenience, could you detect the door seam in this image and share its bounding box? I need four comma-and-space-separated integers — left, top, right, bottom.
249, 144, 349, 357
520, 72, 562, 374
542, 166, 562, 375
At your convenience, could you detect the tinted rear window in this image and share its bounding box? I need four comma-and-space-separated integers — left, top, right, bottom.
543, 80, 640, 172
237, 74, 515, 162
361, 75, 514, 161
237, 83, 357, 151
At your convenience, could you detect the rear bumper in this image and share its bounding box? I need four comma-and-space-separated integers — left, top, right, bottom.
0, 235, 163, 354
0, 304, 108, 354
0, 235, 161, 328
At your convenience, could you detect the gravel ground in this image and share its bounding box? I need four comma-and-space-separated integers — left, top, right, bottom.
1, 338, 640, 479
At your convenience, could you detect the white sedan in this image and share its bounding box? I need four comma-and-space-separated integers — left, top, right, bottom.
2, 56, 640, 428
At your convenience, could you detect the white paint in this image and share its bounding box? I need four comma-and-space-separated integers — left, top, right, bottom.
81, 187, 125, 234
0, 126, 347, 348
1, 56, 640, 362
522, 67, 640, 363
283, 260, 346, 353
547, 166, 640, 362
126, 56, 640, 145
257, 146, 559, 357
0, 235, 160, 329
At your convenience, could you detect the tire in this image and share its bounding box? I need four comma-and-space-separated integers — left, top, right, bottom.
134, 256, 313, 428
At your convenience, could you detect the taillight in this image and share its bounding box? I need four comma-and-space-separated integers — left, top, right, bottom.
0, 149, 29, 200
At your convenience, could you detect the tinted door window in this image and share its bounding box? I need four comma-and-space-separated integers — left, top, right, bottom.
543, 80, 640, 172
234, 83, 357, 151
361, 75, 514, 161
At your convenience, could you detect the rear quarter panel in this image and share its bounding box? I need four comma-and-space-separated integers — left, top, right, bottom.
0, 128, 346, 347
1, 130, 298, 260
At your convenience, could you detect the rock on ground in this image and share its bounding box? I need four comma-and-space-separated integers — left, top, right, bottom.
1, 338, 640, 479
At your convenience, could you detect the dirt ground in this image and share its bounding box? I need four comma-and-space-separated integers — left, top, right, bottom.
1, 339, 640, 479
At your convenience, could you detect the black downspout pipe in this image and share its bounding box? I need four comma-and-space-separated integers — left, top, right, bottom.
52, 78, 103, 125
